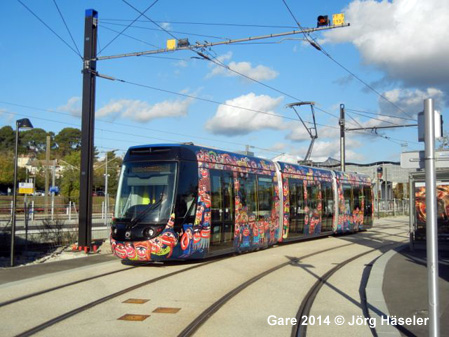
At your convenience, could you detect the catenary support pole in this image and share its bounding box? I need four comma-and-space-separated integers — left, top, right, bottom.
78, 9, 98, 248
339, 104, 345, 172
424, 98, 440, 337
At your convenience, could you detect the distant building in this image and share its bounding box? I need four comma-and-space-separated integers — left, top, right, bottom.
17, 155, 65, 179
315, 158, 415, 200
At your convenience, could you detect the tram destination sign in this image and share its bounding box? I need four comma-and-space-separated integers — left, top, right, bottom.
401, 150, 449, 169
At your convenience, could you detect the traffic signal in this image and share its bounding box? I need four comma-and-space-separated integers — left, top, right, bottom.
317, 15, 329, 27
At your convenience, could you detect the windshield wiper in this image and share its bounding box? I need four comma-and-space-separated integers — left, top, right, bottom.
127, 199, 162, 230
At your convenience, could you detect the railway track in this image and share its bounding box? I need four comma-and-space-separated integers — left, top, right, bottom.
0, 219, 409, 337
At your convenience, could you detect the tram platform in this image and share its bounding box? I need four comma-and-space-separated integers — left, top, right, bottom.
374, 244, 449, 337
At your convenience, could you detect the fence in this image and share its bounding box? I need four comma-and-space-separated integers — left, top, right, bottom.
0, 196, 115, 225
374, 199, 410, 217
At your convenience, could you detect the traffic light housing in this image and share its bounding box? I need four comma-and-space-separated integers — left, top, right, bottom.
317, 15, 329, 27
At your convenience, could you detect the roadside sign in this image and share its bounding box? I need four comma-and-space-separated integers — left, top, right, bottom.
50, 186, 60, 194
18, 182, 34, 194
401, 150, 449, 169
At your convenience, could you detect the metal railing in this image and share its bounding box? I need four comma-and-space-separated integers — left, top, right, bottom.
374, 199, 410, 217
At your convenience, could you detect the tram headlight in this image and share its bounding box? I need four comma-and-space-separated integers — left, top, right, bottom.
143, 226, 162, 239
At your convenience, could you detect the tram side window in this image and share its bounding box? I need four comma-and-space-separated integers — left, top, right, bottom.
211, 171, 223, 222
321, 181, 334, 232
306, 183, 320, 210
343, 184, 353, 213
210, 170, 235, 222
353, 187, 361, 210
223, 174, 234, 222
257, 176, 274, 219
238, 174, 257, 214
364, 186, 373, 225
288, 178, 305, 235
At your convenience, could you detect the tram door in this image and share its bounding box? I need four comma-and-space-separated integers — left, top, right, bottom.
210, 170, 235, 250
321, 181, 334, 232
288, 178, 305, 237
363, 186, 373, 227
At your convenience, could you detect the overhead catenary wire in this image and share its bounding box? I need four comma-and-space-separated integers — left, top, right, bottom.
52, 0, 81, 57
98, 0, 160, 55
17, 0, 82, 59
15, 3, 419, 155
100, 21, 233, 42
99, 24, 160, 49
114, 2, 408, 137
346, 108, 417, 122
121, 0, 177, 40
0, 101, 286, 156
93, 71, 419, 150
280, 0, 416, 120
100, 18, 299, 30
345, 110, 405, 127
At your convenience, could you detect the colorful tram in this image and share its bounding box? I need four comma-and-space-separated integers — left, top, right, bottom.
110, 144, 373, 262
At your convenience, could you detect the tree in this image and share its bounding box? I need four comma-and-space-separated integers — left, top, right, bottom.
20, 128, 53, 155
0, 152, 14, 189
59, 151, 81, 200
0, 126, 14, 152
54, 128, 81, 157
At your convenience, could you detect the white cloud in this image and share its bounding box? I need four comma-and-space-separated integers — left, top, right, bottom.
273, 138, 363, 163
205, 93, 285, 136
379, 87, 445, 118
206, 52, 279, 81
323, 0, 449, 89
160, 22, 172, 31
96, 96, 194, 122
58, 97, 81, 117
0, 108, 14, 123
287, 125, 339, 142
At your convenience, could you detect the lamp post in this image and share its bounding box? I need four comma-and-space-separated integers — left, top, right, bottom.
10, 118, 33, 267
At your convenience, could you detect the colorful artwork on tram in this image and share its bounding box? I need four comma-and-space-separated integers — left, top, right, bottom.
110, 144, 373, 262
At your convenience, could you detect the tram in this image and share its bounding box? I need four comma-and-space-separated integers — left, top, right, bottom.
110, 143, 373, 262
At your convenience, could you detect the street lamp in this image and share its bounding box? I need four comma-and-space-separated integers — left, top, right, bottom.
11, 118, 33, 267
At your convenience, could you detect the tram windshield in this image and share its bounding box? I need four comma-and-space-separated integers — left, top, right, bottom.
114, 161, 177, 224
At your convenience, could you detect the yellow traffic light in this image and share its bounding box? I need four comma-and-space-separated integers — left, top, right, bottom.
332, 13, 345, 26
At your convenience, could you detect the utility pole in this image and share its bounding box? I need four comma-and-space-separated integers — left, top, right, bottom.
423, 98, 440, 337
339, 104, 345, 172
104, 152, 109, 227
78, 9, 98, 249
45, 135, 50, 215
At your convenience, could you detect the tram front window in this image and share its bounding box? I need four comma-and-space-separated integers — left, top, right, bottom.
115, 162, 177, 224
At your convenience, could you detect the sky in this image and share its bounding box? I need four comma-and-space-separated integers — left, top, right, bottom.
1, 0, 448, 164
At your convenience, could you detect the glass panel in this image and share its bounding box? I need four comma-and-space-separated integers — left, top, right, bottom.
223, 173, 234, 222
115, 162, 177, 224
289, 178, 305, 236
321, 181, 334, 232
258, 176, 273, 219
211, 172, 223, 223
174, 161, 198, 226
239, 174, 257, 214
343, 184, 353, 213
364, 186, 373, 226
354, 187, 361, 210
210, 170, 235, 247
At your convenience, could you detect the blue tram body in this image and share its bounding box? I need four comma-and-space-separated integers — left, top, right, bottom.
110, 144, 373, 262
